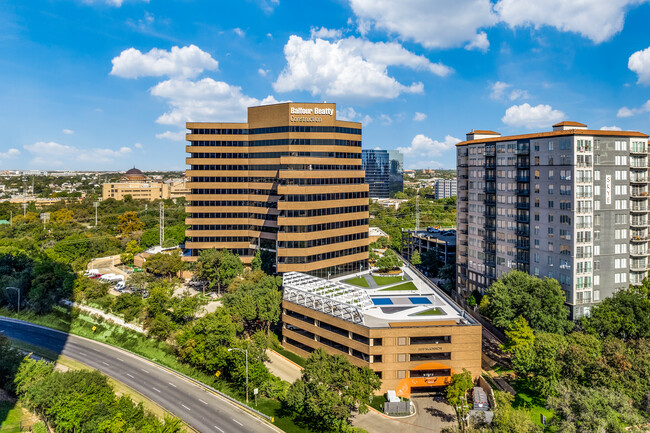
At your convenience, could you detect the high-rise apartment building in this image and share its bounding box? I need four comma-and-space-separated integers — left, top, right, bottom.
362, 149, 390, 198
457, 122, 649, 318
184, 103, 369, 277
434, 179, 457, 199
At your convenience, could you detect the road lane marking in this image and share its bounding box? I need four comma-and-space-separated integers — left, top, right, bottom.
92, 348, 100, 353
214, 427, 224, 433
198, 398, 208, 405
152, 387, 161, 393
141, 368, 149, 373
233, 419, 243, 426
126, 373, 135, 378
168, 382, 176, 387
117, 357, 124, 362
101, 361, 110, 366
181, 404, 191, 411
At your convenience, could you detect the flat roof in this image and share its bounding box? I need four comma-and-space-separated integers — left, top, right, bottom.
283, 267, 475, 328
456, 128, 648, 146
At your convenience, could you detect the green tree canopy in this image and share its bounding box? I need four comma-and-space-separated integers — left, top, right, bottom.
482, 271, 573, 334
143, 252, 183, 281
196, 248, 244, 294
116, 211, 144, 236
582, 286, 650, 340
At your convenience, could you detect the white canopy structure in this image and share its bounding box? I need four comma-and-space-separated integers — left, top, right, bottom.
282, 272, 373, 324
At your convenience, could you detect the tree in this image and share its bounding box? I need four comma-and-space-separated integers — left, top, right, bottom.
447, 369, 473, 432
411, 249, 422, 265
283, 348, 381, 431
501, 316, 535, 374
375, 249, 402, 272
482, 271, 573, 334
116, 211, 144, 236
144, 252, 183, 281
196, 248, 244, 294
547, 382, 643, 433
51, 208, 74, 223
0, 334, 24, 393
222, 271, 282, 335
582, 287, 650, 340
251, 250, 262, 271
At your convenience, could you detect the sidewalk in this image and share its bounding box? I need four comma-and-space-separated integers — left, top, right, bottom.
264, 350, 302, 383
61, 300, 146, 334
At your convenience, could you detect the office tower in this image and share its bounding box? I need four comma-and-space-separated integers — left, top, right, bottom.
184, 103, 369, 277
362, 149, 390, 198
388, 150, 404, 196
456, 122, 649, 318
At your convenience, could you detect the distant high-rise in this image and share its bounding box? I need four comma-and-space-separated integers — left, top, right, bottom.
362, 149, 390, 198
184, 102, 369, 277
434, 179, 457, 199
388, 150, 404, 197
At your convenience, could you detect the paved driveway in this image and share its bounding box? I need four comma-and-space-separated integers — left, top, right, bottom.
351, 395, 457, 433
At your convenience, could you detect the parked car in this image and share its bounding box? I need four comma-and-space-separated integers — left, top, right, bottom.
114, 281, 125, 291
89, 273, 102, 279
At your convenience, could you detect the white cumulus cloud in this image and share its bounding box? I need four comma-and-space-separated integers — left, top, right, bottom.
601, 126, 622, 131
310, 27, 342, 39
150, 78, 279, 139
349, 0, 497, 49
502, 103, 565, 129
413, 112, 427, 121
397, 134, 460, 169
495, 0, 649, 44
62, 129, 75, 135
110, 45, 219, 79
337, 107, 373, 125
134, 142, 143, 149
258, 68, 270, 76
465, 32, 490, 52
629, 46, 650, 85
273, 36, 450, 100
489, 81, 529, 101
233, 28, 245, 37
156, 131, 187, 141
23, 141, 132, 167
617, 100, 650, 117
0, 148, 20, 159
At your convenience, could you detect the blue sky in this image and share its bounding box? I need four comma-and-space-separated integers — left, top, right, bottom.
2, 0, 650, 171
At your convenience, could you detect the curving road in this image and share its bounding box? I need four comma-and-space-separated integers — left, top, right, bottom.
0, 317, 280, 433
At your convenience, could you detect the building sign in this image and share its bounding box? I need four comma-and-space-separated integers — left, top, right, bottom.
290, 106, 334, 123
605, 175, 612, 205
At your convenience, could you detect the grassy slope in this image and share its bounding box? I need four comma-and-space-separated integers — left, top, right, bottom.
371, 275, 405, 286
344, 276, 370, 288
378, 282, 418, 291
0, 308, 312, 433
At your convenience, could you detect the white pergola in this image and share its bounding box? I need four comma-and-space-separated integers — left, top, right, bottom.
282, 272, 373, 324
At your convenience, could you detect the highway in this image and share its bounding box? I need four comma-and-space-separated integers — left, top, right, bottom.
0, 317, 280, 433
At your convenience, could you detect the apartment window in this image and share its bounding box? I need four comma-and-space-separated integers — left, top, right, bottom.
534, 252, 540, 262
535, 213, 540, 221
594, 290, 600, 301
535, 184, 540, 193
534, 267, 540, 276
534, 170, 540, 179
534, 198, 540, 208
548, 215, 554, 223
547, 256, 553, 266
548, 242, 554, 251
535, 156, 540, 165
534, 226, 540, 235
534, 240, 540, 249
594, 245, 600, 255
548, 227, 554, 235
548, 185, 554, 194
548, 200, 554, 208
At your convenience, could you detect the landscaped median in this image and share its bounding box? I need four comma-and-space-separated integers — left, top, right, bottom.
378, 282, 418, 291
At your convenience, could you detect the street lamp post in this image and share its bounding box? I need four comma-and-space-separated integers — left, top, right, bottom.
228, 348, 249, 404
5, 287, 20, 313
94, 202, 99, 227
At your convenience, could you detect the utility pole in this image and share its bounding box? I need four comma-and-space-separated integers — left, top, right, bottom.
94, 202, 99, 226
159, 202, 165, 246
22, 203, 27, 217
9, 211, 12, 226
415, 195, 420, 233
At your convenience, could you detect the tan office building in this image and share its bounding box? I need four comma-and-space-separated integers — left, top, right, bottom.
102, 168, 189, 201
281, 271, 482, 397
184, 103, 369, 277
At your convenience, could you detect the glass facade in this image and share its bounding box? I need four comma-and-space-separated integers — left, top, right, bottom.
362, 149, 390, 198
388, 149, 404, 196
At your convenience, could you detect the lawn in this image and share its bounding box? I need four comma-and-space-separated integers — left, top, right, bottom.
371, 275, 405, 286
369, 395, 387, 412
511, 378, 554, 427
379, 282, 418, 291
0, 402, 32, 433
343, 276, 369, 287
415, 308, 443, 316
272, 344, 307, 368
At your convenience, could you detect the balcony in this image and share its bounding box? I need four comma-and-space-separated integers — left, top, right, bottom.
516, 215, 530, 223
631, 261, 648, 272
632, 234, 649, 242
632, 190, 649, 198
631, 146, 647, 154
516, 202, 530, 210
631, 218, 649, 227
516, 189, 530, 196
516, 228, 530, 236
631, 176, 648, 184
631, 204, 648, 212
631, 159, 648, 168
631, 248, 649, 257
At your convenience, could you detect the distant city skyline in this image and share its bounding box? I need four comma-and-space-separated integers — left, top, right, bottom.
2, 1, 650, 171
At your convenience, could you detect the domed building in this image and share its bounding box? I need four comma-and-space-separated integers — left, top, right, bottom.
122, 167, 148, 183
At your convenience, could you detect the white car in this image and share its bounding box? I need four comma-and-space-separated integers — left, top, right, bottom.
85, 269, 100, 277
114, 281, 126, 291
